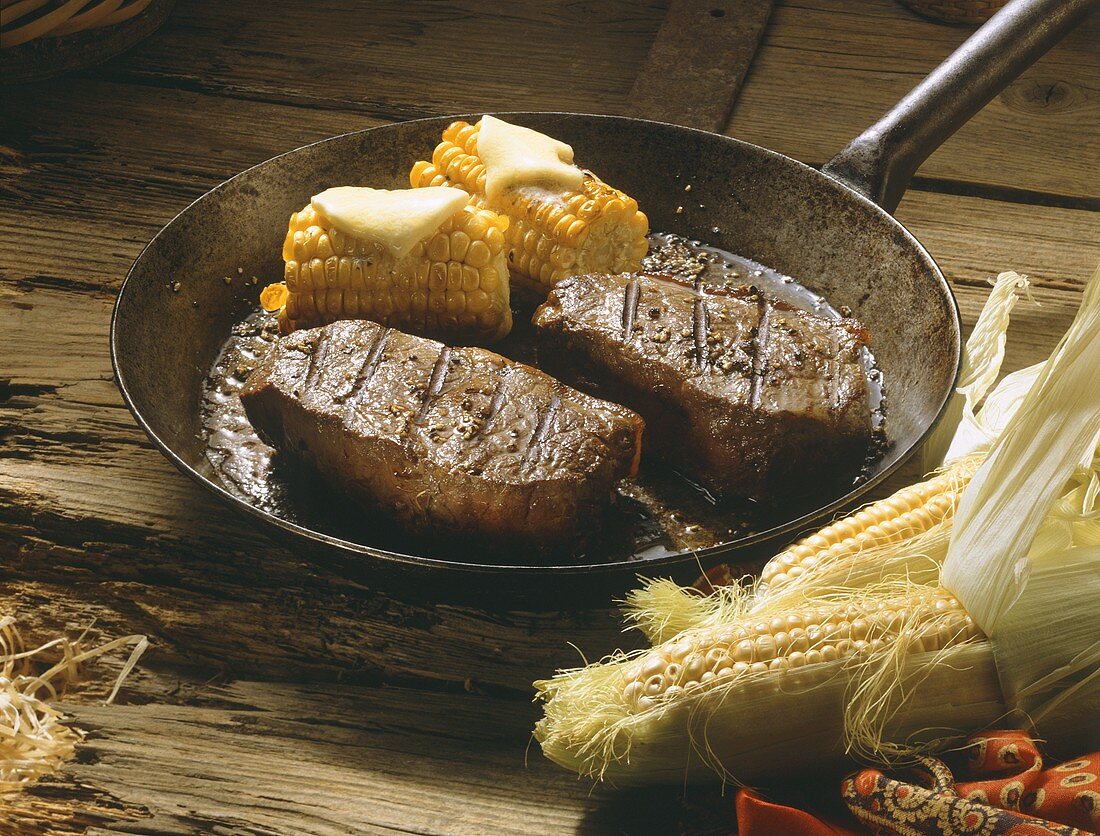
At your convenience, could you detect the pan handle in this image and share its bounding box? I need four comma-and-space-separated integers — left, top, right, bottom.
821, 0, 1097, 212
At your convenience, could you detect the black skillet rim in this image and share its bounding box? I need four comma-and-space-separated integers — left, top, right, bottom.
110, 111, 963, 578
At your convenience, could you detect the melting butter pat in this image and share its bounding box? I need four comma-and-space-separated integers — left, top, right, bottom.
311, 186, 470, 259
477, 115, 583, 203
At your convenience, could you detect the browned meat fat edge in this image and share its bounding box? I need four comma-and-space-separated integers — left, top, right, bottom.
239, 320, 644, 545
532, 273, 873, 501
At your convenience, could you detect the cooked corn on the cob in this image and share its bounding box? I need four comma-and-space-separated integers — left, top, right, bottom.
410, 117, 649, 293
277, 188, 513, 341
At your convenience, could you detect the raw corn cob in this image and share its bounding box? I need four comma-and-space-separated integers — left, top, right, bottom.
622, 456, 981, 646
535, 586, 997, 785
410, 117, 649, 294
618, 589, 981, 714
275, 187, 513, 342
758, 461, 976, 593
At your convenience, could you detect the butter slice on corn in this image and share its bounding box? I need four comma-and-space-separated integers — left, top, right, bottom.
277, 186, 513, 342
411, 116, 649, 294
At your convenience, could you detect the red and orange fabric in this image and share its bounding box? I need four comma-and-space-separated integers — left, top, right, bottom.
735, 731, 1100, 835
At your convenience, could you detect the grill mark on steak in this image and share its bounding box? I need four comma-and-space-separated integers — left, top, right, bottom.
475, 369, 510, 440
417, 346, 453, 423
692, 296, 709, 369
523, 392, 562, 464
303, 332, 332, 393
621, 277, 641, 340
749, 298, 772, 410
338, 326, 391, 405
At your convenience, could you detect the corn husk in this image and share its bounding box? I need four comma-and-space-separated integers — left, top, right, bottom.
942, 265, 1100, 631
535, 266, 1100, 786
943, 362, 1042, 464
922, 271, 1031, 472
536, 639, 1004, 785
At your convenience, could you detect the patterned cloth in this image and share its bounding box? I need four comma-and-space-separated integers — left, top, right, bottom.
735, 732, 1100, 835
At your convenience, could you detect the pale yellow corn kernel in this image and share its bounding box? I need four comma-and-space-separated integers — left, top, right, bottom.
466, 290, 490, 314
551, 244, 574, 270
566, 220, 589, 247
445, 291, 465, 314
445, 262, 462, 291
428, 263, 447, 292
535, 237, 553, 262
466, 239, 492, 268
479, 267, 500, 293
300, 290, 317, 319
552, 214, 575, 240
437, 143, 461, 168
428, 234, 450, 262
326, 288, 343, 317
457, 265, 477, 292
533, 202, 554, 228
603, 198, 625, 216
450, 230, 471, 261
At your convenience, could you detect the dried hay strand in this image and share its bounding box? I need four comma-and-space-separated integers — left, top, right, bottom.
0, 614, 147, 794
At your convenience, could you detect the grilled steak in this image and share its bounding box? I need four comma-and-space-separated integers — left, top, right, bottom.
240, 320, 643, 544
532, 273, 872, 500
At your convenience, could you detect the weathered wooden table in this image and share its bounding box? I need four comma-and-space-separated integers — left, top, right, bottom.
2, 1, 1097, 832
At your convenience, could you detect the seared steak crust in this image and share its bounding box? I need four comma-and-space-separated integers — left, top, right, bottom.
240, 320, 643, 543
533, 273, 872, 500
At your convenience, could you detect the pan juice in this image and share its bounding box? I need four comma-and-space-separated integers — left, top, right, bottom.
200, 233, 885, 564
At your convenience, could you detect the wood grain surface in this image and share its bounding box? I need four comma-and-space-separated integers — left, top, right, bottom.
627, 0, 776, 130
1, 0, 1098, 832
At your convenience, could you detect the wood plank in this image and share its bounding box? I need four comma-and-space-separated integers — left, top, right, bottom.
0, 81, 383, 234
725, 0, 1100, 204
83, 0, 669, 120
68, 0, 1100, 202
627, 0, 775, 130
4, 680, 683, 834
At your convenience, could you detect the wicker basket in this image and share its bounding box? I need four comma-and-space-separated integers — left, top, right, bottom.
1, 0, 174, 83
901, 0, 1009, 23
